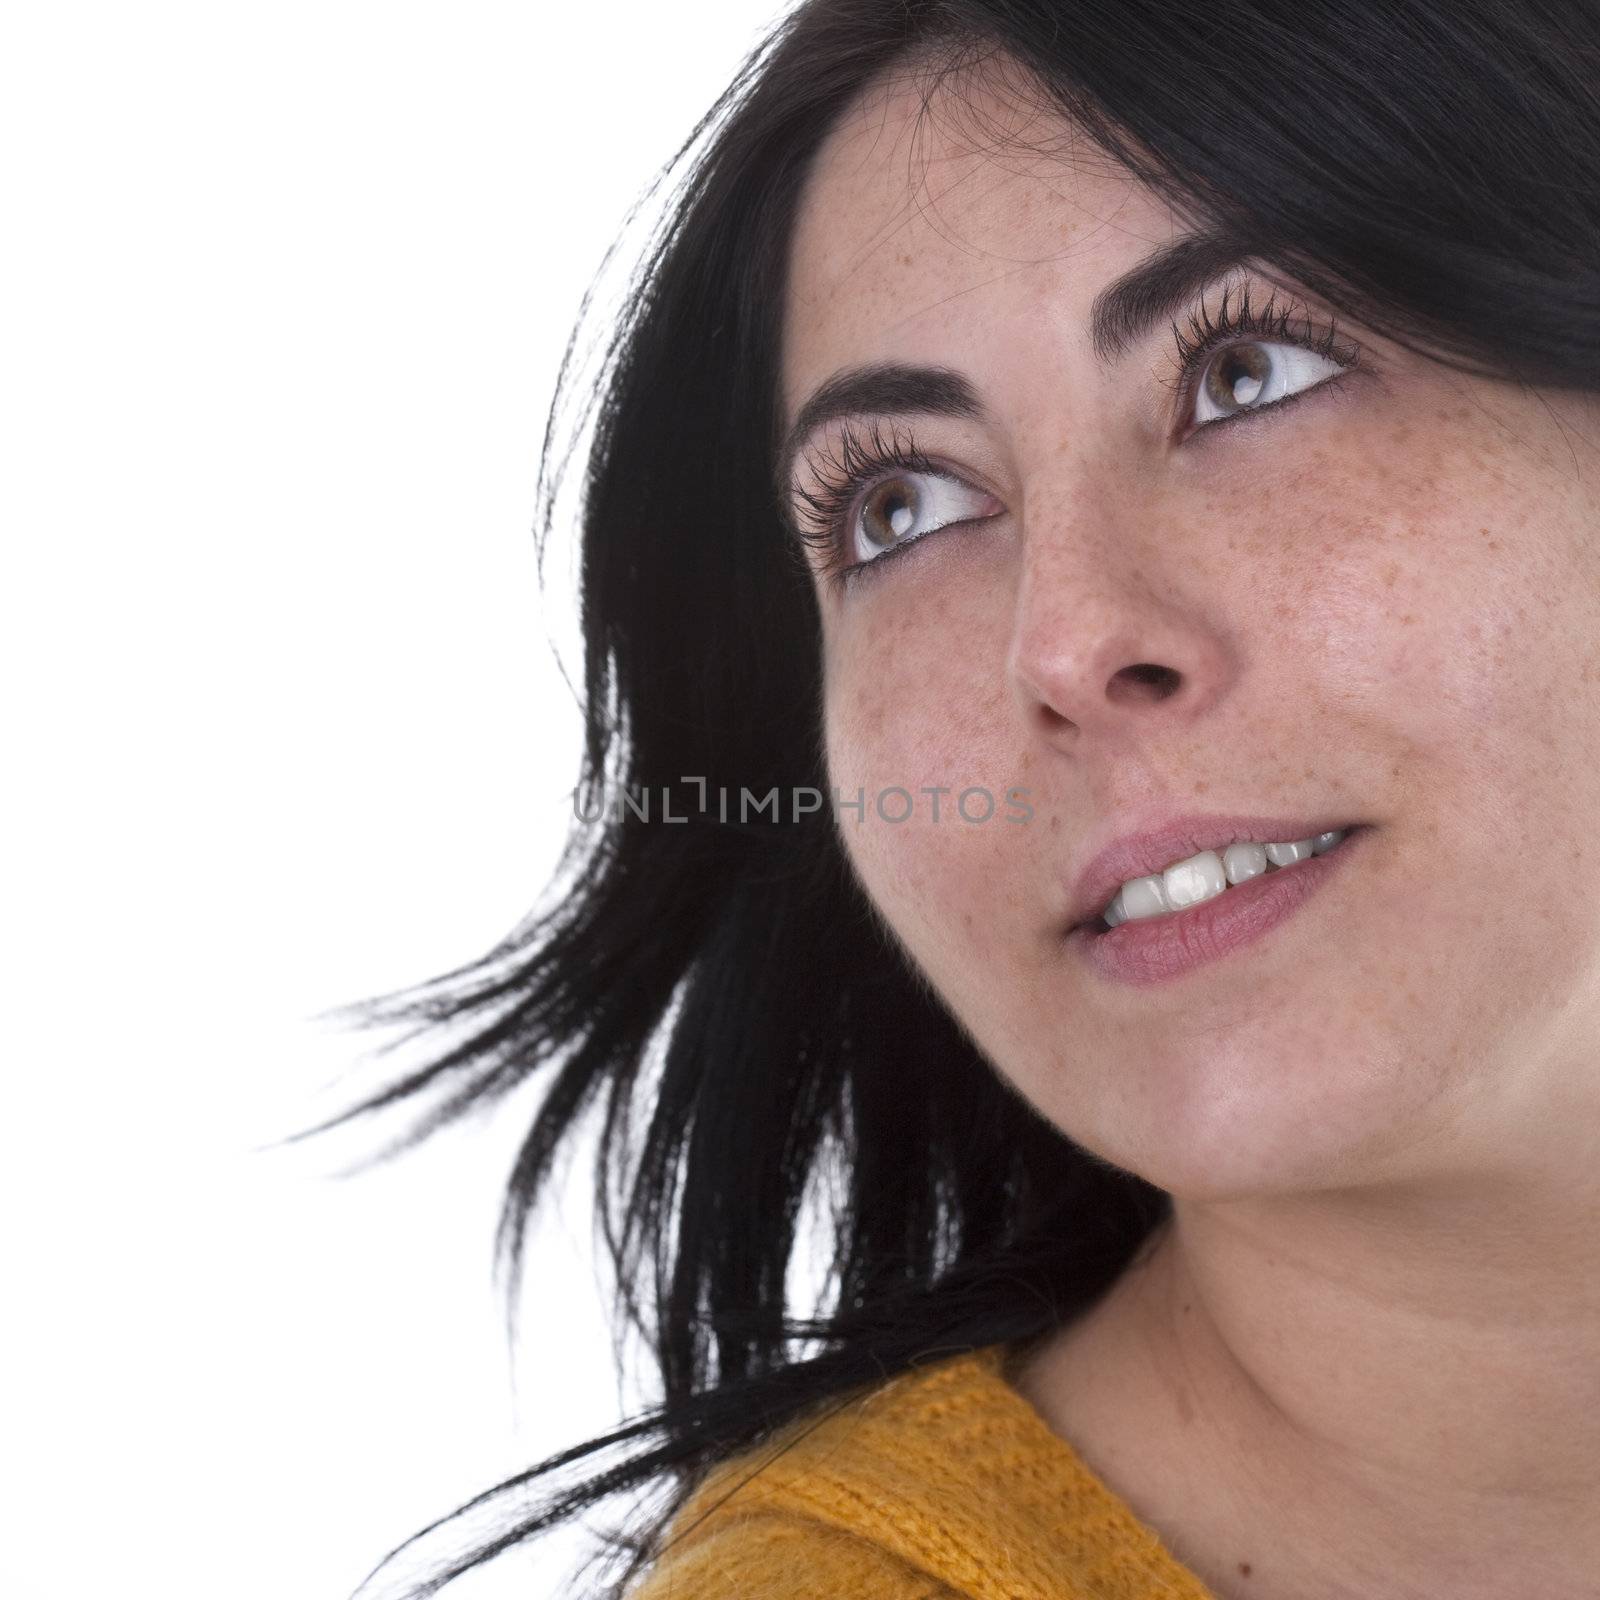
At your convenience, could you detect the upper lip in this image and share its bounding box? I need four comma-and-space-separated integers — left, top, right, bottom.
1064, 811, 1366, 932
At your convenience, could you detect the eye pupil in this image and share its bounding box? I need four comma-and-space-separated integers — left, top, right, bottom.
863, 478, 919, 548
1206, 342, 1270, 412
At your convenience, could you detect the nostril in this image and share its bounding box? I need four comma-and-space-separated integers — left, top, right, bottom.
1108, 663, 1181, 704
1123, 663, 1174, 685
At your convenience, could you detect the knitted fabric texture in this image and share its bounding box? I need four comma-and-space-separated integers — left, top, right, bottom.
624, 1343, 1220, 1599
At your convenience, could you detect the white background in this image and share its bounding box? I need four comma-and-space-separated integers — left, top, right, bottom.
3, 3, 797, 1595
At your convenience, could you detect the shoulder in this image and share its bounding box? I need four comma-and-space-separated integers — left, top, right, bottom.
622, 1347, 1013, 1600
620, 1341, 1220, 1600
622, 1504, 961, 1598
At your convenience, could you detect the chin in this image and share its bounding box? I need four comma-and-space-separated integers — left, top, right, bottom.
1023, 1039, 1425, 1204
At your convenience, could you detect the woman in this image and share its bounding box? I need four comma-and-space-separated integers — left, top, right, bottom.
337, 1, 1600, 1595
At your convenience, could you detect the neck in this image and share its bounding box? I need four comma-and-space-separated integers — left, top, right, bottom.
1016, 1177, 1600, 1600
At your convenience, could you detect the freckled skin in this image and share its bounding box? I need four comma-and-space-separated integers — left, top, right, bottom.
780, 52, 1600, 1600
784, 60, 1600, 1200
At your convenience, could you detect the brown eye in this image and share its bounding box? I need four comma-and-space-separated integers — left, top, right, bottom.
1202, 342, 1271, 412
1192, 338, 1345, 428
844, 469, 1002, 570
859, 477, 922, 551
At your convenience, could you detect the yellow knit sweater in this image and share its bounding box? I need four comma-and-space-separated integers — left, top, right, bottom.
624, 1343, 1220, 1598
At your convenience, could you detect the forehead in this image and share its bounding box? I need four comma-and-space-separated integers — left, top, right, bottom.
780, 55, 1181, 430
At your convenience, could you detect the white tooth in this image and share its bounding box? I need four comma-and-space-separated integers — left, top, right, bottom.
1098, 831, 1349, 929
1118, 873, 1172, 922
1222, 841, 1269, 884
1265, 837, 1318, 867
1162, 850, 1227, 911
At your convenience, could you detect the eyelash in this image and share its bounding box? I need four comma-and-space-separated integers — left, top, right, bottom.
790, 284, 1362, 591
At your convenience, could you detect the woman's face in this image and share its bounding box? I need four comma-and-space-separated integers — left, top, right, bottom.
778, 59, 1600, 1201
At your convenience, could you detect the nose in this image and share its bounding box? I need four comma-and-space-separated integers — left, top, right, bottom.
1006, 516, 1235, 747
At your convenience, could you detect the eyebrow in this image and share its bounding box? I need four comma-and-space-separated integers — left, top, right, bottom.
776, 230, 1257, 499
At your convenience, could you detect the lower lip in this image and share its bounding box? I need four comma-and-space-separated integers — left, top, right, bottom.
1067, 827, 1370, 987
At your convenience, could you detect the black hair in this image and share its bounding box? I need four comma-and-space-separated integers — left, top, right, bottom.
320, 1, 1600, 1594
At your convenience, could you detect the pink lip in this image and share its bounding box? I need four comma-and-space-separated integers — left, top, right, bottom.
1064, 812, 1365, 933
1067, 825, 1370, 987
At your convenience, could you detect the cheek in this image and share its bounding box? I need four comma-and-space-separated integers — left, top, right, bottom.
1304, 428, 1600, 1011
1315, 428, 1600, 800
822, 598, 990, 773
821, 587, 1024, 959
